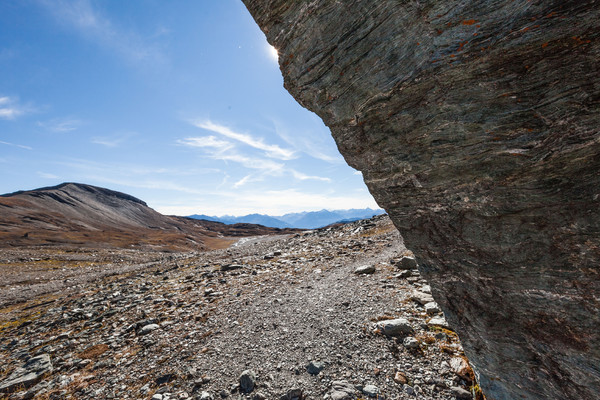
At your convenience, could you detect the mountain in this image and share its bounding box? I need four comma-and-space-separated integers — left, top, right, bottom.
0, 183, 298, 250
188, 208, 385, 229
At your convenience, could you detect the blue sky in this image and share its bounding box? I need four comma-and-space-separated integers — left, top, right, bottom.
0, 0, 379, 216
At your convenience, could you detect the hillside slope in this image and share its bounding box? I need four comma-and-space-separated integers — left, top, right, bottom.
0, 183, 298, 250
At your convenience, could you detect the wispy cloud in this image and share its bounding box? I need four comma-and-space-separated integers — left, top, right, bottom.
39, 0, 166, 66
177, 136, 233, 152
291, 170, 331, 182
0, 140, 32, 150
0, 96, 32, 120
191, 119, 296, 160
179, 120, 333, 188
271, 117, 344, 163
38, 171, 59, 179
233, 174, 254, 188
178, 134, 285, 178
91, 132, 137, 148
37, 117, 82, 132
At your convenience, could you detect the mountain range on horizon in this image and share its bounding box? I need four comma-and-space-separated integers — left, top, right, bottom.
188, 208, 386, 229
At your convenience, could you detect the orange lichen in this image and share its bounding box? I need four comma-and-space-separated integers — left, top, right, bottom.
462, 19, 477, 25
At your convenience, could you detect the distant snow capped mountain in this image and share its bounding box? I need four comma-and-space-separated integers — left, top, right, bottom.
188, 208, 385, 229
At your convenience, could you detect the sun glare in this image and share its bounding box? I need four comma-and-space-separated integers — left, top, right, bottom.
268, 45, 279, 62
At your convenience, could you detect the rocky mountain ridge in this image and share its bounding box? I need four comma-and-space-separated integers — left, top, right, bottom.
189, 208, 385, 229
0, 183, 299, 251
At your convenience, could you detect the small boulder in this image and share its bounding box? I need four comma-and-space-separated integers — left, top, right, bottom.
411, 291, 434, 305
449, 386, 472, 399
377, 318, 414, 336
0, 354, 53, 393
354, 265, 375, 275
428, 316, 451, 330
396, 255, 418, 270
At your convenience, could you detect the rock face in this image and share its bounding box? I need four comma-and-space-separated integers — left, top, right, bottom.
242, 1, 600, 399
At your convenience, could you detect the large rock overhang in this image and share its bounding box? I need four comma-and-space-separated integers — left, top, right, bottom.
241, 1, 600, 399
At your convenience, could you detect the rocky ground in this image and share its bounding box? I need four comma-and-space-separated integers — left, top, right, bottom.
0, 215, 479, 400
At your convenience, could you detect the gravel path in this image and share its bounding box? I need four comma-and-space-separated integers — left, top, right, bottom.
0, 216, 476, 400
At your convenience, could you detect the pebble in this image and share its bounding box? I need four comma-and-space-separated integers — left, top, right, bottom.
138, 323, 160, 335
425, 302, 441, 315
403, 336, 420, 349
239, 370, 257, 393
307, 360, 325, 375
362, 384, 379, 397
394, 371, 408, 385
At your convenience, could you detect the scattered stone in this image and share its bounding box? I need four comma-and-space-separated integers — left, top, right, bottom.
428, 316, 451, 330
221, 264, 243, 272
393, 371, 408, 385
403, 336, 420, 349
425, 302, 441, 315
139, 323, 160, 335
239, 370, 257, 393
395, 270, 413, 279
411, 291, 434, 305
354, 265, 375, 275
329, 380, 357, 400
0, 215, 474, 400
306, 361, 325, 375
362, 384, 379, 397
151, 394, 163, 400
396, 256, 418, 270
449, 386, 472, 399
0, 354, 53, 393
279, 388, 303, 400
450, 357, 473, 381
376, 318, 414, 336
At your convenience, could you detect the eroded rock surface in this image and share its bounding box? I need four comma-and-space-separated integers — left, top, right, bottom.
242, 1, 600, 399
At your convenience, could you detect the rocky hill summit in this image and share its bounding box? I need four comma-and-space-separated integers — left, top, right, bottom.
0, 216, 478, 400
0, 183, 298, 251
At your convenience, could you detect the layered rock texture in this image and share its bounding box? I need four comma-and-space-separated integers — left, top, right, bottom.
242, 1, 600, 399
